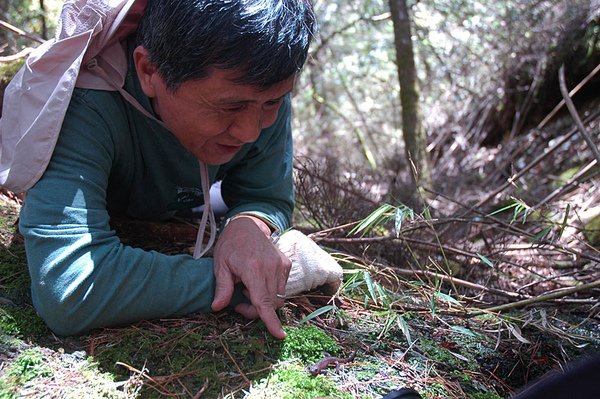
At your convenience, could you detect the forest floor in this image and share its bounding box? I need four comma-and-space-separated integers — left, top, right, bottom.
0, 106, 599, 398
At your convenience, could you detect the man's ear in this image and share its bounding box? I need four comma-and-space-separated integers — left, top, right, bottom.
133, 46, 160, 98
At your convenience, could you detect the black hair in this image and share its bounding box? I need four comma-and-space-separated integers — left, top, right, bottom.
136, 0, 316, 91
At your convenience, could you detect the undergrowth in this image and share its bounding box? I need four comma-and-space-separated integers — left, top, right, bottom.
1, 147, 599, 399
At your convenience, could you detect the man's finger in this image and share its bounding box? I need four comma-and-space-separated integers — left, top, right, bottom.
256, 305, 286, 339
211, 265, 235, 311
234, 302, 259, 319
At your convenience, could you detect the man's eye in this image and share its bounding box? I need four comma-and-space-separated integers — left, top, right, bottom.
264, 99, 282, 108
222, 105, 245, 112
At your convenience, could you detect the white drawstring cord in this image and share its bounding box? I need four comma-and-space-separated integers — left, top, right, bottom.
193, 160, 217, 258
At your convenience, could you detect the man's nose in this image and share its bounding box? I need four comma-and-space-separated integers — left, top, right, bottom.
230, 109, 263, 143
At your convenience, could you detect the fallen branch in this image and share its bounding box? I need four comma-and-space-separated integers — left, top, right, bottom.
0, 19, 45, 44
319, 234, 481, 260
386, 265, 526, 300
534, 159, 598, 208
0, 47, 34, 62
470, 279, 600, 315
472, 108, 600, 209
558, 64, 600, 165
538, 63, 600, 129
338, 253, 526, 301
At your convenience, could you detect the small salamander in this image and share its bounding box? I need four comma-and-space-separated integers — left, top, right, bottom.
306, 351, 357, 376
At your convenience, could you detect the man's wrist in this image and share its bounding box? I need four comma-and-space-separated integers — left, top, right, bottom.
224, 213, 273, 237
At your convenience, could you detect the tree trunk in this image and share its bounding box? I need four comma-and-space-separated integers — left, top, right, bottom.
389, 0, 432, 201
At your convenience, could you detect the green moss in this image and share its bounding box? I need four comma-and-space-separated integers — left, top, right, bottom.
0, 306, 48, 339
0, 207, 31, 305
4, 348, 52, 384
248, 362, 353, 399
0, 60, 24, 84
418, 337, 480, 372
279, 325, 340, 363
469, 393, 503, 399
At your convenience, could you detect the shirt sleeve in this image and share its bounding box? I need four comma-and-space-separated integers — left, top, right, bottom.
219, 95, 295, 232
18, 92, 229, 336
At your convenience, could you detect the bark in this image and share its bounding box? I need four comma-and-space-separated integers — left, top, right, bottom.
389, 0, 432, 199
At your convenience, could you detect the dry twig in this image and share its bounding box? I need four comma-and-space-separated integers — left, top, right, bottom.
471, 279, 600, 315
558, 64, 600, 165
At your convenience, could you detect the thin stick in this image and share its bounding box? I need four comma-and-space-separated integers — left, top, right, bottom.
387, 265, 526, 300
0, 19, 44, 44
345, 254, 527, 300
319, 235, 480, 260
558, 64, 600, 165
0, 47, 33, 62
534, 159, 598, 209
472, 109, 600, 209
470, 280, 600, 315
219, 337, 251, 385
538, 63, 600, 129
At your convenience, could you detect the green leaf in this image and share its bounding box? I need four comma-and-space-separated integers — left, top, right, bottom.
349, 204, 393, 235
556, 204, 570, 240
394, 205, 415, 236
396, 314, 412, 345
450, 325, 483, 339
435, 292, 460, 306
363, 271, 379, 306
477, 253, 494, 267
488, 201, 518, 216
377, 312, 396, 339
299, 305, 335, 324
530, 226, 552, 243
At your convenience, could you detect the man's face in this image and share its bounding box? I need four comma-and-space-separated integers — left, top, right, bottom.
134, 47, 295, 165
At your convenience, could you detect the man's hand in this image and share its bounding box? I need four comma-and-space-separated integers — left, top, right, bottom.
211, 215, 291, 339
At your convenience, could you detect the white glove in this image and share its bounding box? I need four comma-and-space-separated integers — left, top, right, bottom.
275, 230, 343, 297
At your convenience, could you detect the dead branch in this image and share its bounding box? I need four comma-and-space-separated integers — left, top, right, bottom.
0, 19, 45, 44
534, 159, 598, 208
346, 254, 527, 301
464, 107, 600, 209
0, 47, 34, 62
537, 63, 600, 129
471, 279, 600, 315
558, 64, 600, 165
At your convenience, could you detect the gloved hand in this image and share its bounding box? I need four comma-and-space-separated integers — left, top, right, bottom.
275, 230, 343, 297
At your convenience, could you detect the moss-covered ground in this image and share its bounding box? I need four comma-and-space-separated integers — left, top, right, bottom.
0, 196, 598, 398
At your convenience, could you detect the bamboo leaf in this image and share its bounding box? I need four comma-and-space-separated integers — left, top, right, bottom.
556, 204, 570, 240
477, 253, 494, 268
394, 205, 415, 236
349, 204, 393, 235
436, 292, 460, 306
530, 226, 552, 243
450, 325, 483, 339
299, 305, 335, 324
397, 314, 412, 345
364, 271, 379, 305
507, 323, 531, 344
488, 201, 518, 216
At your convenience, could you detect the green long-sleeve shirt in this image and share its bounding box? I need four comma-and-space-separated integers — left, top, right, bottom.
18, 48, 294, 336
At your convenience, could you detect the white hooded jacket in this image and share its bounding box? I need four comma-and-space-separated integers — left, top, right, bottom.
0, 0, 145, 193
0, 0, 217, 257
